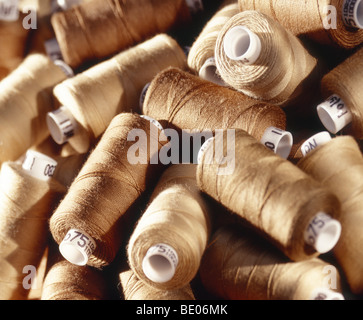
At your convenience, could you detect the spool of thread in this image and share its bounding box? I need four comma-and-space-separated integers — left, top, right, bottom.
297, 134, 363, 295
50, 0, 191, 69
127, 164, 211, 290
119, 268, 195, 300
196, 129, 342, 261
214, 10, 317, 106
142, 67, 287, 144
47, 34, 187, 154
238, 0, 363, 49
316, 47, 363, 137
0, 152, 65, 300
50, 113, 168, 269
187, 0, 239, 85
199, 224, 344, 300
41, 241, 109, 300
0, 53, 67, 164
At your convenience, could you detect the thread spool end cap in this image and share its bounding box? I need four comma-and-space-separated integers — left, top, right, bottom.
342, 0, 363, 29
47, 106, 77, 145
310, 288, 345, 300
260, 127, 293, 159
199, 57, 226, 86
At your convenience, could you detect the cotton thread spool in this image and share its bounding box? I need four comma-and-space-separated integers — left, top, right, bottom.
298, 135, 363, 295
238, 0, 363, 49
199, 225, 344, 300
316, 47, 363, 137
196, 129, 342, 261
214, 10, 317, 106
127, 164, 211, 290
41, 241, 108, 300
142, 67, 287, 143
50, 0, 191, 69
119, 269, 195, 300
48, 34, 187, 154
50, 113, 168, 269
0, 53, 67, 165
187, 0, 239, 85
0, 155, 65, 300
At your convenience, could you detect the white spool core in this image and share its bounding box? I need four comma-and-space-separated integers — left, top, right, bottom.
304, 212, 341, 254
22, 150, 58, 181
199, 57, 226, 86
310, 288, 345, 300
223, 26, 262, 64
47, 106, 78, 145
342, 0, 363, 29
59, 229, 96, 266
142, 243, 178, 283
300, 132, 332, 157
260, 127, 293, 159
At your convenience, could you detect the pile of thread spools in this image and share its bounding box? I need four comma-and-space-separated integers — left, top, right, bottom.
0, 0, 362, 301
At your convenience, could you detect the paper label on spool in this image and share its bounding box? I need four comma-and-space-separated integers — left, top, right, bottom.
342, 0, 363, 29
260, 127, 293, 159
47, 106, 77, 145
0, 0, 19, 21
59, 229, 96, 266
301, 132, 332, 157
22, 150, 58, 181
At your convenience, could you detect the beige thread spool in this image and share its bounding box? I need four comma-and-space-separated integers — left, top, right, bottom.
316, 47, 363, 137
298, 134, 363, 295
0, 53, 67, 165
199, 224, 344, 300
50, 113, 168, 269
0, 152, 65, 300
119, 268, 195, 300
47, 33, 187, 154
50, 0, 191, 69
127, 164, 211, 291
196, 129, 342, 261
187, 0, 239, 85
214, 10, 317, 106
238, 0, 363, 49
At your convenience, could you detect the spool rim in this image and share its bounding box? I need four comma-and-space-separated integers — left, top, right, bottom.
357, 0, 363, 28
59, 241, 89, 266
46, 106, 77, 145
199, 57, 226, 86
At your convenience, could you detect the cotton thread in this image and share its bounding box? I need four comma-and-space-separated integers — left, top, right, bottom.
238, 0, 363, 49
298, 135, 363, 295
50, 0, 191, 69
0, 53, 67, 165
142, 67, 287, 142
48, 33, 187, 154
0, 161, 65, 300
127, 164, 211, 290
199, 225, 344, 300
214, 10, 318, 106
49, 113, 168, 269
196, 129, 342, 261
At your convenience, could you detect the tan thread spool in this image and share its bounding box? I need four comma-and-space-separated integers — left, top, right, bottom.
0, 53, 67, 165
142, 67, 287, 143
47, 33, 187, 154
0, 158, 65, 300
119, 268, 195, 300
196, 129, 342, 261
214, 10, 317, 106
50, 113, 168, 269
297, 135, 363, 295
199, 224, 344, 300
127, 164, 211, 291
50, 0, 191, 69
316, 47, 363, 137
187, 0, 239, 85
41, 241, 109, 300
238, 0, 363, 49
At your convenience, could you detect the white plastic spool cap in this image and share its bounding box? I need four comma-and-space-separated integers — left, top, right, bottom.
310, 287, 345, 300
46, 106, 78, 145
140, 115, 164, 132
142, 243, 178, 283
199, 57, 226, 86
304, 212, 341, 254
223, 26, 262, 64
317, 94, 353, 134
260, 127, 293, 159
59, 229, 96, 266
342, 0, 363, 29
54, 59, 74, 78
300, 132, 332, 157
22, 150, 58, 182
57, 0, 82, 10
